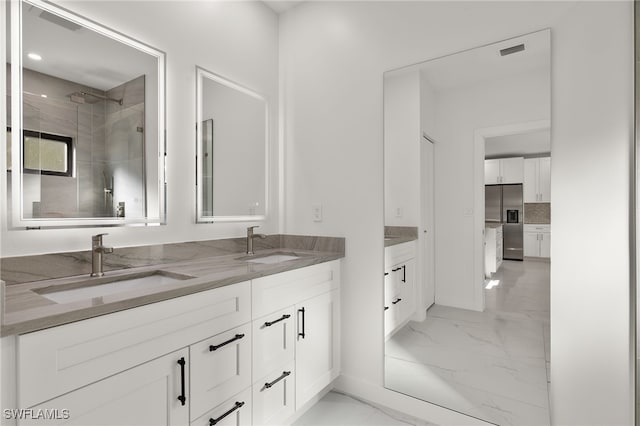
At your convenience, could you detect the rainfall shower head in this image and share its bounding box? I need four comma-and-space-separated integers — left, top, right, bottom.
69, 91, 123, 105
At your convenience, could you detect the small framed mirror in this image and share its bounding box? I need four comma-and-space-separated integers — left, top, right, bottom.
7, 0, 166, 227
195, 66, 268, 222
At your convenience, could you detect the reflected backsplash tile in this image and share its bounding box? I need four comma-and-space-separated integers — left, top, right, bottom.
524, 203, 551, 224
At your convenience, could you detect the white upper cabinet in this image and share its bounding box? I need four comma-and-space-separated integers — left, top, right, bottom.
524, 157, 551, 202
484, 157, 524, 184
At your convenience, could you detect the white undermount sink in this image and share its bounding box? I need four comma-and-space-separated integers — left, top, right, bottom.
245, 253, 300, 264
36, 270, 194, 304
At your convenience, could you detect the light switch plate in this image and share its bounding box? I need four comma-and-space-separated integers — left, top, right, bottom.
312, 204, 323, 222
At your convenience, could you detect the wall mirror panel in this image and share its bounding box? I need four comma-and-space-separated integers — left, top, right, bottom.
6, 0, 165, 227
195, 66, 268, 222
383, 30, 551, 425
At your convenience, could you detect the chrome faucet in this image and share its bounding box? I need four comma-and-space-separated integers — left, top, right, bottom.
91, 233, 114, 277
246, 226, 267, 255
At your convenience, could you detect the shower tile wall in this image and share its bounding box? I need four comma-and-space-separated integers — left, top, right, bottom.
10, 66, 109, 218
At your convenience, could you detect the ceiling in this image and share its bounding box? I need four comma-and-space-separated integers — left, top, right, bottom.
484, 129, 551, 158
419, 30, 550, 92
263, 1, 305, 14
15, 3, 157, 91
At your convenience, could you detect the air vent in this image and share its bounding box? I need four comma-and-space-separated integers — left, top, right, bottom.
500, 44, 525, 56
38, 10, 82, 31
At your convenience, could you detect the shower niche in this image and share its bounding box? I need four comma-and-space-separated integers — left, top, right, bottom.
6, 0, 165, 227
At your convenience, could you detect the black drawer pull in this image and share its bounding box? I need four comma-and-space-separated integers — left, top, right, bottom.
402, 265, 406, 282
392, 298, 402, 305
209, 401, 244, 425
384, 272, 389, 276
264, 314, 291, 327
384, 306, 389, 311
209, 334, 245, 351
264, 370, 292, 389
392, 267, 401, 272
177, 357, 186, 406
298, 307, 306, 338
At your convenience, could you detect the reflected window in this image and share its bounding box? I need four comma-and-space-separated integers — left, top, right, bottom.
7, 127, 73, 177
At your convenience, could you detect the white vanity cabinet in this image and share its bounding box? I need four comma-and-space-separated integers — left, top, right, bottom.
384, 241, 416, 340
251, 261, 341, 419
19, 348, 189, 426
7, 259, 342, 426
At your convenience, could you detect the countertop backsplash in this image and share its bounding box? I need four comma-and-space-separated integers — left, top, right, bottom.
524, 203, 551, 224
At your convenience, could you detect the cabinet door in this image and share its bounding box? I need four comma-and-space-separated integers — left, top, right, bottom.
399, 260, 416, 323
20, 349, 189, 426
190, 324, 252, 421
538, 157, 551, 202
500, 157, 524, 184
523, 158, 538, 202
252, 307, 295, 380
295, 289, 340, 410
252, 361, 295, 426
540, 232, 551, 258
484, 159, 501, 184
523, 232, 540, 257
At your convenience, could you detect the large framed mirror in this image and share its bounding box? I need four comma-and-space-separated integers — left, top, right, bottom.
195, 66, 268, 222
7, 0, 166, 227
383, 30, 551, 424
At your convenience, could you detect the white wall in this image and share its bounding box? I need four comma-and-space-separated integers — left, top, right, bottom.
280, 1, 632, 424
434, 69, 550, 311
383, 69, 420, 227
0, 0, 280, 257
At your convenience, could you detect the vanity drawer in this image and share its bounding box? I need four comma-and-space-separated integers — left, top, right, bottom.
252, 260, 340, 318
190, 387, 252, 426
190, 323, 252, 421
17, 281, 250, 408
524, 224, 551, 233
252, 361, 296, 426
252, 307, 295, 380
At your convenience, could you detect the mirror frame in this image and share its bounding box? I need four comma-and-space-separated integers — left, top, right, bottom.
195, 66, 269, 223
9, 0, 166, 228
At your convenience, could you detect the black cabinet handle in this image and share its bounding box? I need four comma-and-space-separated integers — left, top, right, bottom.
298, 307, 306, 338
384, 306, 389, 311
177, 357, 186, 406
392, 298, 402, 305
264, 370, 292, 389
209, 334, 245, 352
384, 272, 389, 276
264, 314, 291, 327
392, 267, 401, 272
209, 401, 244, 425
402, 265, 406, 283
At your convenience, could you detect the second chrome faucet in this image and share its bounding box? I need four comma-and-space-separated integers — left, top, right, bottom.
91, 233, 114, 277
246, 226, 267, 255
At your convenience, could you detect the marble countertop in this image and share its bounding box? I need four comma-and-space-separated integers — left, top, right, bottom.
2, 239, 344, 336
485, 222, 504, 229
384, 226, 418, 247
384, 236, 418, 247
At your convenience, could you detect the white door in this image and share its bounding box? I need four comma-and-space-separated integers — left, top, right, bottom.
295, 289, 340, 410
484, 159, 501, 184
539, 157, 551, 202
500, 157, 524, 184
523, 158, 538, 202
523, 232, 540, 257
21, 349, 189, 426
420, 137, 435, 312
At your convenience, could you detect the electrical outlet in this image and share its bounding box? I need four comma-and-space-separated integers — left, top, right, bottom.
312, 204, 323, 222
396, 207, 402, 218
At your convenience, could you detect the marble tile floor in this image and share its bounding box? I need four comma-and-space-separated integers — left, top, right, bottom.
294, 391, 434, 426
385, 259, 551, 426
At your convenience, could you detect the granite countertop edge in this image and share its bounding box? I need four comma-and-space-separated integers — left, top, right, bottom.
2, 250, 344, 337
384, 236, 418, 247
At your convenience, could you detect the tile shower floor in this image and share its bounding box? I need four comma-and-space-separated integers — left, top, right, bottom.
385, 259, 551, 426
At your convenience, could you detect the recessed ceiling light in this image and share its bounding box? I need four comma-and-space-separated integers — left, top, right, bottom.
27, 53, 42, 61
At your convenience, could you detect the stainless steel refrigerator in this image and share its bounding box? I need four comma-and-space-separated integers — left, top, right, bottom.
485, 184, 523, 261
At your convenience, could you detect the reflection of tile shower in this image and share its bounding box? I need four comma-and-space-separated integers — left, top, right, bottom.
69, 91, 123, 105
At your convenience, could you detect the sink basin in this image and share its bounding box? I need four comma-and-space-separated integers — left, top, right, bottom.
244, 253, 300, 265
35, 270, 194, 304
